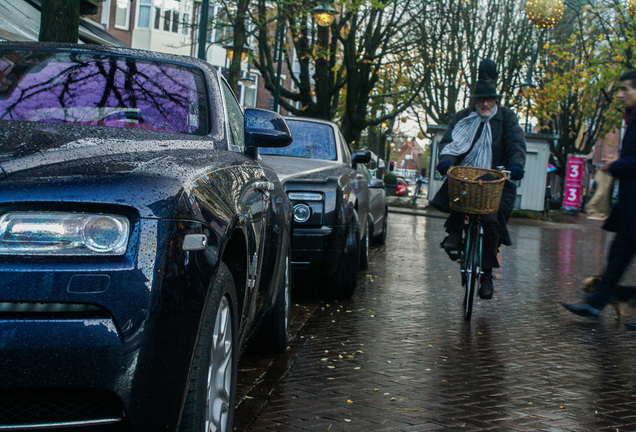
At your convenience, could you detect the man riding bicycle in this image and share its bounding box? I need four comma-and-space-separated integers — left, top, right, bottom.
430, 59, 527, 300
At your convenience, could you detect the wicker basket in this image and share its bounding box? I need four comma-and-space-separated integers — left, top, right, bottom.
447, 166, 507, 214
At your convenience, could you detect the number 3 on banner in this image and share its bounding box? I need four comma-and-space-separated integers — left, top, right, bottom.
567, 188, 577, 202
570, 165, 579, 178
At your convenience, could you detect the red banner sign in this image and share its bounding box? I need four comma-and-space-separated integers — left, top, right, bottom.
563, 155, 585, 209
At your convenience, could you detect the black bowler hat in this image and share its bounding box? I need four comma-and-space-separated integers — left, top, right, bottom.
469, 59, 501, 99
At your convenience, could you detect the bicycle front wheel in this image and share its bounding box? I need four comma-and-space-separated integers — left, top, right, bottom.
463, 222, 480, 321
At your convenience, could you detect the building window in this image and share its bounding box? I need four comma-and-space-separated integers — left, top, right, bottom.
137, 0, 152, 28
182, 13, 190, 35
239, 74, 258, 108
101, 0, 111, 28
114, 0, 131, 31
161, 8, 181, 33
213, 7, 233, 45
154, 7, 161, 29
163, 10, 171, 31
172, 11, 180, 33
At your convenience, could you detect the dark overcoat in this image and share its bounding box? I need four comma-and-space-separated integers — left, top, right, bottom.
430, 105, 526, 245
603, 118, 636, 238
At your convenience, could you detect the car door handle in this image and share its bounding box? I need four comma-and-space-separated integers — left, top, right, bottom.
254, 181, 275, 192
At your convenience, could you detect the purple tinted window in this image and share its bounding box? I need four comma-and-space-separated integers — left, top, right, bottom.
0, 49, 208, 134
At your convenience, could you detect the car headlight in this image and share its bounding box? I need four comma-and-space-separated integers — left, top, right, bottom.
0, 212, 130, 256
293, 204, 311, 223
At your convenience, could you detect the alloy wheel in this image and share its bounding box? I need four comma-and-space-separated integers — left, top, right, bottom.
206, 296, 233, 432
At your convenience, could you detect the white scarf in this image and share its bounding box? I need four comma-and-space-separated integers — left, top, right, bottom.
440, 106, 497, 169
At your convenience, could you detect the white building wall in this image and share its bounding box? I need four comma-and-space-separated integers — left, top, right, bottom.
131, 0, 195, 56
128, 0, 256, 108
517, 137, 551, 211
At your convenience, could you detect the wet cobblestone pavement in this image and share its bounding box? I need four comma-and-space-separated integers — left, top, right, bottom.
234, 212, 636, 431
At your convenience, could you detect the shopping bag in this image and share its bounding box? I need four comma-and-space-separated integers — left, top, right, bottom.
585, 170, 614, 220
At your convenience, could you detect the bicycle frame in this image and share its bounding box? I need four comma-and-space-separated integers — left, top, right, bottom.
460, 214, 483, 321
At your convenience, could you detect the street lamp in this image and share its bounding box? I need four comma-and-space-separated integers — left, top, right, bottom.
313, 1, 338, 27
273, 1, 337, 112
223, 42, 249, 64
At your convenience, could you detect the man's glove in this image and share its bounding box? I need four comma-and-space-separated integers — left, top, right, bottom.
436, 160, 453, 176
509, 164, 525, 180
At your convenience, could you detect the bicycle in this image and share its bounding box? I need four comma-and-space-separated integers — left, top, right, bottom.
410, 177, 424, 204
447, 166, 508, 321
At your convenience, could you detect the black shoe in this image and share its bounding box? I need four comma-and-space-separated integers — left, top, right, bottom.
479, 274, 494, 299
442, 231, 462, 261
626, 322, 636, 330
561, 302, 600, 320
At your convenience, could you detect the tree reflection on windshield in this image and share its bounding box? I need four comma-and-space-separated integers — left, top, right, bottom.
0, 49, 208, 135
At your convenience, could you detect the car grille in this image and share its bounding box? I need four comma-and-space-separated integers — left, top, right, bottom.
0, 389, 125, 431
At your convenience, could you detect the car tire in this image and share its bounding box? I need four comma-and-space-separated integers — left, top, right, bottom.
179, 261, 238, 432
321, 211, 360, 299
259, 247, 291, 353
376, 208, 388, 246
359, 215, 370, 269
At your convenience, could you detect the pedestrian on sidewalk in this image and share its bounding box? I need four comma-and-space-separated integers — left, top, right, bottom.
562, 70, 636, 323
430, 58, 526, 300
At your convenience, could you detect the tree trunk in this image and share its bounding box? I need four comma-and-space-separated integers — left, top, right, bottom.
227, 0, 250, 95
40, 0, 80, 43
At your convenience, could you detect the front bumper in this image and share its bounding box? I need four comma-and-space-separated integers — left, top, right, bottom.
290, 225, 346, 276
0, 218, 213, 432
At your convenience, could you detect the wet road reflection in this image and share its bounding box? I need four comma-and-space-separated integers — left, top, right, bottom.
235, 214, 636, 431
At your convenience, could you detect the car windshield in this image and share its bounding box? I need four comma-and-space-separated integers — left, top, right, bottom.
259, 119, 337, 161
0, 49, 208, 135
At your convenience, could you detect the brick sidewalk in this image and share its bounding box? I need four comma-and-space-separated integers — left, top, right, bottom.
235, 213, 636, 431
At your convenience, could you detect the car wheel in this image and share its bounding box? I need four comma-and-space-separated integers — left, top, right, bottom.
321, 211, 360, 299
260, 247, 291, 352
376, 208, 388, 246
180, 261, 238, 432
359, 215, 370, 269
368, 216, 375, 246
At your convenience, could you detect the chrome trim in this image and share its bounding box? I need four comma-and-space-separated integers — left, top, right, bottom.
183, 234, 207, 251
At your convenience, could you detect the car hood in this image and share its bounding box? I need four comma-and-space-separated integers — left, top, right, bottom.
260, 155, 344, 182
0, 121, 214, 179
0, 122, 248, 220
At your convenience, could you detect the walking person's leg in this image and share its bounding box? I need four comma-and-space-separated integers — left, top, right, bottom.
563, 233, 636, 319
586, 234, 636, 309
479, 212, 499, 299
442, 211, 465, 259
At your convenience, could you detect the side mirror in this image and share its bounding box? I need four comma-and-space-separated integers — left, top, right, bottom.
244, 108, 293, 157
352, 149, 371, 168
369, 178, 384, 189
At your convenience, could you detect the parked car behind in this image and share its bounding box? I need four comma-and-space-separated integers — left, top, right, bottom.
361, 165, 388, 245
259, 117, 371, 299
396, 176, 409, 196
0, 42, 293, 432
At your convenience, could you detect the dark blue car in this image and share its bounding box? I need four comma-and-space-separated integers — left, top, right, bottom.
0, 42, 293, 432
